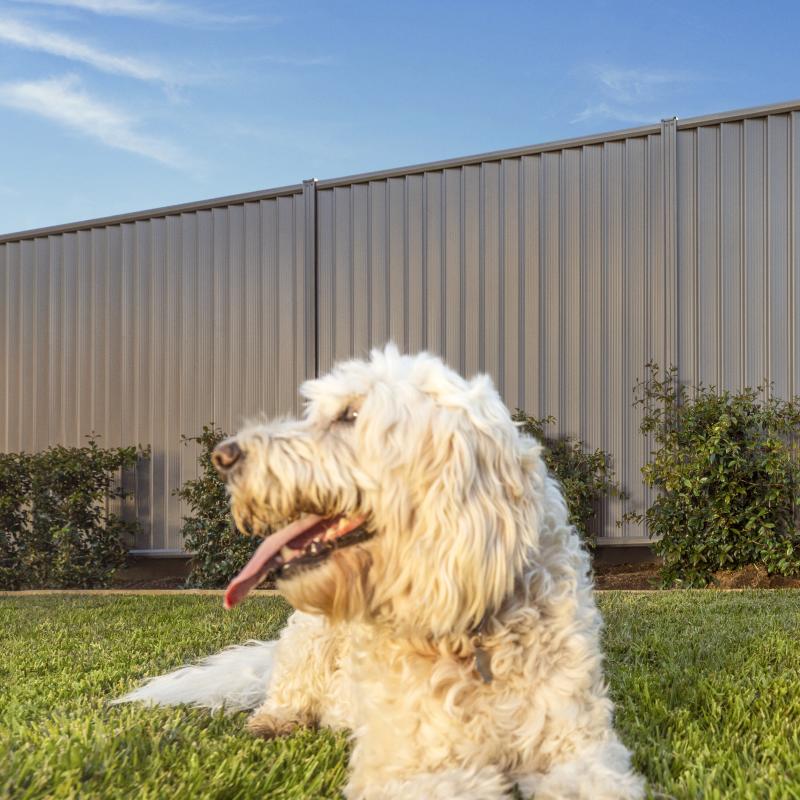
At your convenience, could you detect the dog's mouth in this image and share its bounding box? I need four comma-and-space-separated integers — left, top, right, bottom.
224, 514, 370, 609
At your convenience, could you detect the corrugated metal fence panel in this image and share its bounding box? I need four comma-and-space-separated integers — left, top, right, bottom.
0, 190, 314, 552
316, 135, 675, 543
4, 102, 800, 551
676, 111, 800, 399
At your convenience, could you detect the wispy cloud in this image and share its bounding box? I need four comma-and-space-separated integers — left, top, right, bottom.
0, 17, 171, 81
571, 103, 656, 126
10, 0, 262, 26
0, 74, 189, 167
572, 65, 694, 126
594, 66, 694, 104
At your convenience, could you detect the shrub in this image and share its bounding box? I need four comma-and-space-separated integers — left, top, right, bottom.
0, 437, 145, 589
176, 425, 258, 588
0, 452, 32, 590
630, 363, 800, 587
512, 411, 623, 547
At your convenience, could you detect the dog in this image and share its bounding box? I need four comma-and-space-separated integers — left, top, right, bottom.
116, 345, 645, 799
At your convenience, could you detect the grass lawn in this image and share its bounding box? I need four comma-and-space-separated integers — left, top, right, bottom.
1, 592, 799, 799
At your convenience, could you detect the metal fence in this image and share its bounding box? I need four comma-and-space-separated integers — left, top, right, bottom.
2, 100, 799, 551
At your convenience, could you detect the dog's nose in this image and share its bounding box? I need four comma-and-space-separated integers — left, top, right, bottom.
212, 441, 243, 477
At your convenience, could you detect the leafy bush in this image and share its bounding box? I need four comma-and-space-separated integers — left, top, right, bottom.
630, 363, 800, 587
176, 425, 258, 588
512, 411, 623, 547
0, 452, 32, 590
0, 437, 145, 589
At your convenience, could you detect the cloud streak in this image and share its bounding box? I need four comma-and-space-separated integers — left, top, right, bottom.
10, 0, 260, 26
571, 103, 656, 126
0, 74, 189, 167
0, 17, 170, 81
594, 66, 695, 104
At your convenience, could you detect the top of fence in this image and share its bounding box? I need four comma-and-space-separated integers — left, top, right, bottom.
0, 182, 304, 245
2, 98, 799, 245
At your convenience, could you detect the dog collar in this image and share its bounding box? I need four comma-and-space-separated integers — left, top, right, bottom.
471, 614, 493, 684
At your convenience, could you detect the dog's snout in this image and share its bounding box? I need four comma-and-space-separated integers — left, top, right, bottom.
212, 441, 243, 476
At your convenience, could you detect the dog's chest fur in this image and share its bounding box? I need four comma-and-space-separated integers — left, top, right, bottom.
294, 600, 609, 781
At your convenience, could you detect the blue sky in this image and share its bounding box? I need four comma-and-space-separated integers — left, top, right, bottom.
1, 0, 798, 234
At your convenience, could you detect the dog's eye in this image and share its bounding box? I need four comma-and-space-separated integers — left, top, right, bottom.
337, 405, 359, 424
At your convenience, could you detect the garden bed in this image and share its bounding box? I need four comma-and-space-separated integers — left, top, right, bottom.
2, 592, 799, 798
593, 562, 800, 590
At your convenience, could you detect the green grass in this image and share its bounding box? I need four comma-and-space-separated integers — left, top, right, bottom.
1, 593, 799, 799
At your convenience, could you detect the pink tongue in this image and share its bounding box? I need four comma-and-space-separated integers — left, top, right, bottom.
224, 515, 323, 609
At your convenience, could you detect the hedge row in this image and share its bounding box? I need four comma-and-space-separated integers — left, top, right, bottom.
175, 425, 258, 588
0, 438, 147, 589
3, 365, 800, 589
628, 364, 800, 587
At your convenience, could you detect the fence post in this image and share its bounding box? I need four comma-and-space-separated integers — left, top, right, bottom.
303, 179, 318, 377
661, 117, 679, 372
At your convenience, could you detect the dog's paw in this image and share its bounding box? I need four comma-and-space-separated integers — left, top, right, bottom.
246, 711, 305, 739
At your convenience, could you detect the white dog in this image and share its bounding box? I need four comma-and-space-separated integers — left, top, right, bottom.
117, 346, 644, 800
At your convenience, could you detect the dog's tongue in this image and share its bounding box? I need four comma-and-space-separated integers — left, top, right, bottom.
224, 514, 323, 609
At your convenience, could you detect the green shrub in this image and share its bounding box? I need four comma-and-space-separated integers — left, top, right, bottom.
0, 452, 32, 590
630, 363, 800, 587
512, 411, 623, 547
0, 437, 146, 589
176, 425, 258, 588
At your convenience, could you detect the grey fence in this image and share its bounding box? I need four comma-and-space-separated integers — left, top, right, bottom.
2, 100, 799, 551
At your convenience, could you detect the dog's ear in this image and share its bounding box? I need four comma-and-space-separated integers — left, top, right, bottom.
371, 375, 542, 637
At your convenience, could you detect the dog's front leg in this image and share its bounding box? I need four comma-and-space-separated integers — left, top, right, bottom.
248, 610, 353, 738
513, 738, 645, 800
344, 765, 512, 800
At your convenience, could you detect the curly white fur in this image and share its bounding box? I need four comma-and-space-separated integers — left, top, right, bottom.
117, 346, 645, 799
113, 640, 277, 712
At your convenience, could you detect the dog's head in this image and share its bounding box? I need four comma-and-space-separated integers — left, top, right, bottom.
215, 345, 548, 636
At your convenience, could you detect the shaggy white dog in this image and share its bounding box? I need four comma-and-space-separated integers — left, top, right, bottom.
117, 346, 645, 800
